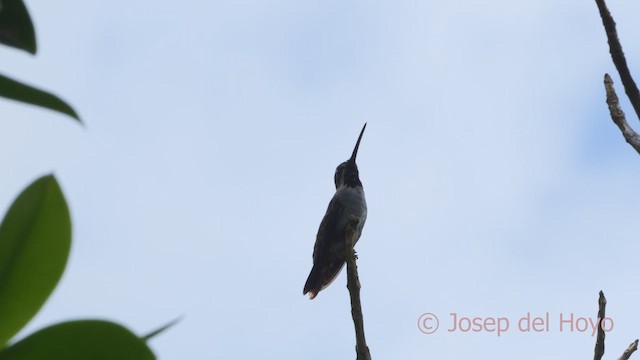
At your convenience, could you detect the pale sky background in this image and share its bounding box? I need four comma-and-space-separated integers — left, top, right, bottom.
2, 0, 640, 359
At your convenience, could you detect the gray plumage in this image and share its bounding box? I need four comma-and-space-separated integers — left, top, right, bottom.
304, 124, 368, 300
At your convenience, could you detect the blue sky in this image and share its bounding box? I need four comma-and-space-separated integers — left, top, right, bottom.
2, 0, 640, 358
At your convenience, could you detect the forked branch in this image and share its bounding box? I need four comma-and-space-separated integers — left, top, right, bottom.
596, 0, 640, 155
596, 0, 640, 119
592, 291, 638, 360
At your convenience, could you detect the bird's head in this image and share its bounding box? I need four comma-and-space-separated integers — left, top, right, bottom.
334, 123, 367, 189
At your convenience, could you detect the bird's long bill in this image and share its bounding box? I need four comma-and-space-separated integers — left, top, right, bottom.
350, 123, 367, 162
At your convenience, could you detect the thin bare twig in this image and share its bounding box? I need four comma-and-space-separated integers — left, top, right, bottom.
604, 74, 640, 154
618, 339, 639, 360
345, 215, 371, 360
594, 291, 607, 360
596, 0, 640, 120
593, 292, 638, 360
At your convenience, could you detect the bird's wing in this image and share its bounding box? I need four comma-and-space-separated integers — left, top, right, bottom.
312, 194, 346, 262
304, 194, 348, 298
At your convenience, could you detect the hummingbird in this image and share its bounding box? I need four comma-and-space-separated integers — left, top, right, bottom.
303, 123, 368, 300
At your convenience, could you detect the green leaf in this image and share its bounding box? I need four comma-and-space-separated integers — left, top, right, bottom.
0, 320, 156, 360
0, 73, 81, 122
0, 0, 36, 54
0, 175, 71, 346
142, 317, 182, 341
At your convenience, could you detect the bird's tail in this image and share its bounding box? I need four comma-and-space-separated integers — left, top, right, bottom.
303, 260, 345, 300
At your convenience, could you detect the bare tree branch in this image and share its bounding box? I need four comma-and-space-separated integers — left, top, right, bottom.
594, 291, 607, 360
596, 0, 640, 120
593, 5, 639, 359
592, 292, 637, 360
604, 74, 640, 154
345, 215, 372, 360
618, 339, 639, 360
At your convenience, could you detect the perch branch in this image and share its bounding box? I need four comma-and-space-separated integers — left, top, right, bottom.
618, 339, 639, 360
604, 74, 640, 154
594, 291, 607, 360
596, 0, 640, 120
345, 215, 372, 360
